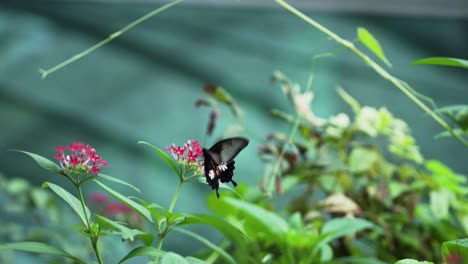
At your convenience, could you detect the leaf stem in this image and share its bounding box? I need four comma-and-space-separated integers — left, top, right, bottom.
154, 178, 184, 263
77, 183, 103, 264
39, 0, 185, 79
169, 179, 184, 213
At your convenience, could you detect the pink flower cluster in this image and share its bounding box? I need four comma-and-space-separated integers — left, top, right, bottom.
166, 140, 203, 163
54, 142, 109, 176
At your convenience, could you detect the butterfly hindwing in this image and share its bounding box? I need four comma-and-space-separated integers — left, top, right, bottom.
203, 137, 248, 198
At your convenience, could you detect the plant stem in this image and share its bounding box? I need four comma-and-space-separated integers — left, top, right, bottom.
168, 179, 184, 213
274, 0, 468, 147
77, 184, 104, 264
154, 179, 184, 263
38, 0, 185, 79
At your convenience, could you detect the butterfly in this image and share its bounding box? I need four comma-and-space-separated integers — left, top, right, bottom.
203, 137, 249, 198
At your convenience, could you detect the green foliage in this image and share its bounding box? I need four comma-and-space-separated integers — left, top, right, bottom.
357, 27, 392, 67
0, 242, 85, 264
410, 57, 468, 69
197, 70, 467, 263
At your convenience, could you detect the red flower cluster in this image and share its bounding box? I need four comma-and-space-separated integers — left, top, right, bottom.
54, 142, 109, 176
166, 139, 203, 163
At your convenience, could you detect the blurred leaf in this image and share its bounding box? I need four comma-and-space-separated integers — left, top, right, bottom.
97, 173, 140, 193
204, 84, 234, 106
337, 86, 361, 114
430, 189, 451, 219
410, 57, 468, 69
434, 128, 466, 140
95, 180, 153, 223
0, 242, 85, 263
357, 27, 392, 67
181, 214, 248, 247
12, 150, 62, 173
394, 259, 433, 264
118, 246, 165, 263
185, 256, 209, 264
435, 104, 468, 115
137, 199, 164, 225
161, 252, 189, 264
389, 182, 409, 199
42, 182, 91, 227
204, 84, 243, 118
441, 239, 468, 264
95, 214, 153, 245
426, 160, 466, 194
321, 218, 374, 242
328, 257, 387, 264
221, 197, 288, 238
288, 212, 304, 230
173, 227, 236, 264
138, 141, 181, 178
5, 178, 30, 194
348, 147, 379, 173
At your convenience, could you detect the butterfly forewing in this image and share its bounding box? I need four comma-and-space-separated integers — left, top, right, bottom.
206, 137, 249, 164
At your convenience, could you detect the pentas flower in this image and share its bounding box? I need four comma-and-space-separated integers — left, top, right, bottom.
54, 141, 109, 176
166, 139, 203, 164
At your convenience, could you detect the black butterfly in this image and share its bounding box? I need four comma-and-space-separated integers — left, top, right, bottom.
203, 137, 249, 198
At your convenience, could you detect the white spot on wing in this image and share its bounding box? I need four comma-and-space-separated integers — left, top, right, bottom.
218, 163, 228, 171
209, 170, 215, 179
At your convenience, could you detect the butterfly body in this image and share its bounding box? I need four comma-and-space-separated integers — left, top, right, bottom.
203, 137, 249, 198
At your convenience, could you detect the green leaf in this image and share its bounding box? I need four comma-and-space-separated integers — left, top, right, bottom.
409, 57, 468, 69
357, 27, 392, 67
0, 242, 85, 263
337, 86, 361, 114
348, 147, 379, 173
173, 227, 236, 264
42, 182, 91, 227
430, 189, 451, 219
434, 128, 467, 140
161, 252, 189, 264
138, 141, 181, 178
135, 199, 165, 225
118, 246, 165, 263
441, 239, 468, 264
185, 256, 209, 264
181, 214, 248, 246
328, 256, 387, 264
95, 180, 153, 223
95, 215, 153, 245
12, 150, 62, 173
221, 197, 288, 238
97, 173, 140, 193
321, 218, 374, 243
394, 259, 433, 264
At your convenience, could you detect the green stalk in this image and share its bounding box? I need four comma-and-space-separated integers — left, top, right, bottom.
77, 183, 104, 264
154, 179, 184, 263
168, 179, 184, 213
39, 0, 185, 79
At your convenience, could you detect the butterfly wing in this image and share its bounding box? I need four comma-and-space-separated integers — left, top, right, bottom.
203, 137, 249, 198
205, 137, 249, 164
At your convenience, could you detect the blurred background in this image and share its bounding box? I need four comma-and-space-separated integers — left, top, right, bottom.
1, 0, 467, 262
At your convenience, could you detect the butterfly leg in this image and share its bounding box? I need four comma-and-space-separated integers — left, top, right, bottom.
231, 179, 238, 187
